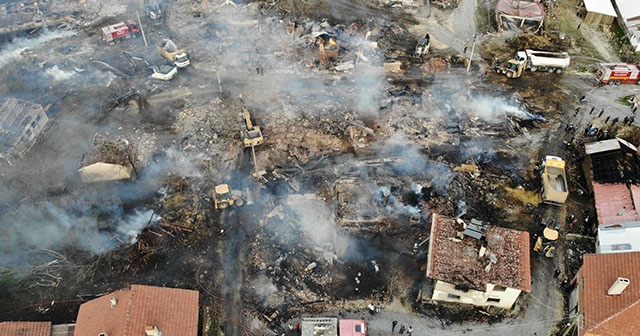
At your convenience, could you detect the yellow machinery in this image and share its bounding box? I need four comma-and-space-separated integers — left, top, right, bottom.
239, 97, 263, 148
533, 223, 559, 258
495, 59, 525, 79
212, 184, 245, 210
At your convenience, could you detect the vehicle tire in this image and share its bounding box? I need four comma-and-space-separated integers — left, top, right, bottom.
506, 71, 514, 78
555, 68, 563, 74
637, 79, 640, 85
530, 66, 537, 72
616, 80, 622, 85
608, 80, 614, 85
218, 202, 228, 210
548, 68, 555, 73
235, 199, 245, 207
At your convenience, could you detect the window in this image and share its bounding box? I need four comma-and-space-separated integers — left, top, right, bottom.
35, 114, 41, 122
493, 285, 507, 292
355, 325, 363, 332
447, 294, 461, 300
26, 129, 32, 136
31, 120, 37, 128
487, 298, 501, 303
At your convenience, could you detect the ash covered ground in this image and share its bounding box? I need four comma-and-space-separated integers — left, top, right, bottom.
0, 0, 637, 335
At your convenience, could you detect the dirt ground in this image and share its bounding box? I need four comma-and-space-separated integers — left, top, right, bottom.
0, 0, 636, 335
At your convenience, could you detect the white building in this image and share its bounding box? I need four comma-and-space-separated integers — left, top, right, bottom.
425, 215, 531, 309
597, 221, 640, 253
613, 0, 640, 51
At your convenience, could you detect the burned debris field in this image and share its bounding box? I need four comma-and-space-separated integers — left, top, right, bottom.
2, 0, 640, 335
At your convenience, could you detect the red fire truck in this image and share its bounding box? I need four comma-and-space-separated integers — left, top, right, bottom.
101, 20, 140, 44
596, 63, 640, 85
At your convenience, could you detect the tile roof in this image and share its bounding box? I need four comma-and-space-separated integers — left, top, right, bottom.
427, 214, 531, 291
0, 321, 51, 336
74, 284, 199, 336
579, 252, 640, 335
593, 183, 640, 224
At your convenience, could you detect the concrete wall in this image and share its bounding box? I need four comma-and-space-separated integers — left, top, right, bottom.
431, 280, 522, 309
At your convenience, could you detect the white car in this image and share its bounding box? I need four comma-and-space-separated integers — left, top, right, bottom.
149, 65, 177, 80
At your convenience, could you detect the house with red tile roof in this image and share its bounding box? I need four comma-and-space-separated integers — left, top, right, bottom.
583, 138, 640, 254
0, 321, 51, 336
425, 214, 531, 309
74, 284, 199, 336
569, 252, 640, 336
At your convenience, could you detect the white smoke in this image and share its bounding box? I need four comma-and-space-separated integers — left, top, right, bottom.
0, 29, 76, 69
472, 96, 545, 123
45, 65, 77, 82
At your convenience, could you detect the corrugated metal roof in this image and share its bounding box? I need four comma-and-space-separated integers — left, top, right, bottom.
585, 139, 620, 154
579, 252, 640, 335
584, 0, 617, 17
74, 285, 199, 336
0, 321, 51, 336
615, 0, 640, 21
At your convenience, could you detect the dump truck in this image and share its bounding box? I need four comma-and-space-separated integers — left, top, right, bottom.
540, 155, 569, 206
496, 49, 570, 78
239, 97, 263, 148
595, 63, 640, 85
213, 184, 247, 209
101, 20, 140, 44
157, 39, 190, 68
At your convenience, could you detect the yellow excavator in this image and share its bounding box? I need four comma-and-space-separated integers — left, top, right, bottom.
213, 184, 245, 210
239, 96, 263, 148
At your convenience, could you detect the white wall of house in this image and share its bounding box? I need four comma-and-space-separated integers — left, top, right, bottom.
431, 280, 522, 309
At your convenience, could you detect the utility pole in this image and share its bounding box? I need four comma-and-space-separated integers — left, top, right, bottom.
136, 11, 148, 47
466, 35, 477, 72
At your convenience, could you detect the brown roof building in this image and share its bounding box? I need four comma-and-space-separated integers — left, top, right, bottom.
0, 321, 51, 336
569, 252, 640, 336
74, 284, 199, 336
426, 214, 530, 309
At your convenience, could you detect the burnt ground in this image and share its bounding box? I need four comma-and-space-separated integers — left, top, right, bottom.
0, 0, 637, 335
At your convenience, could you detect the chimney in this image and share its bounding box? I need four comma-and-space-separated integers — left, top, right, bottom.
145, 326, 161, 336
109, 297, 117, 308
607, 277, 630, 295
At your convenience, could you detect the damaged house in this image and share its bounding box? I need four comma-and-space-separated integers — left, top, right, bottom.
425, 214, 531, 309
495, 0, 545, 33
584, 138, 640, 253
0, 98, 48, 159
77, 134, 137, 183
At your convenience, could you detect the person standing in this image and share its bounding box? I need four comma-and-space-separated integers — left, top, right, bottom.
392, 320, 398, 333
599, 108, 604, 117
407, 326, 414, 336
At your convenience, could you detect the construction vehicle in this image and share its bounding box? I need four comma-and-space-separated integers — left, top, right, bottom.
145, 0, 164, 21
595, 63, 640, 85
213, 184, 247, 209
148, 65, 177, 81
496, 49, 570, 78
157, 39, 190, 68
101, 20, 140, 44
533, 218, 559, 258
317, 35, 339, 65
239, 97, 263, 148
540, 155, 569, 206
414, 33, 430, 59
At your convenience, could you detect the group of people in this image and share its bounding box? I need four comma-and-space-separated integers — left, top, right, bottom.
392, 320, 414, 335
